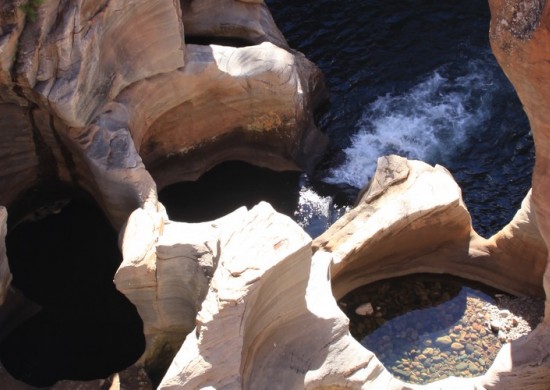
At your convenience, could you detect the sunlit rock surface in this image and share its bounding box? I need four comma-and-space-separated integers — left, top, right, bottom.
2, 0, 550, 388
152, 156, 548, 389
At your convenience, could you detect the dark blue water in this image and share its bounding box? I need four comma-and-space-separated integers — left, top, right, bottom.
266, 0, 534, 237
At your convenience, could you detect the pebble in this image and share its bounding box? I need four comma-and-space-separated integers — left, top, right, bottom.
436, 335, 452, 346
490, 320, 503, 332
451, 342, 464, 351
355, 302, 374, 316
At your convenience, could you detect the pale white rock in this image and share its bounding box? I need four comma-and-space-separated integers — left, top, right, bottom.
355, 302, 374, 316
116, 204, 247, 371
491, 320, 504, 332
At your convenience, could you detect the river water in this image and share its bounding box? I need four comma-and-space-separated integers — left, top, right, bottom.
265, 0, 534, 238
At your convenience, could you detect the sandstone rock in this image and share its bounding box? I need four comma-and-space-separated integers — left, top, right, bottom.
316, 155, 545, 300
0, 207, 11, 305
181, 0, 288, 48
157, 202, 405, 389
0, 0, 327, 229
126, 42, 328, 189
15, 0, 185, 128
0, 105, 40, 208
115, 203, 241, 373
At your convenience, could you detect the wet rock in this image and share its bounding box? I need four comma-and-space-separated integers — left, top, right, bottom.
451, 342, 465, 351
436, 335, 453, 346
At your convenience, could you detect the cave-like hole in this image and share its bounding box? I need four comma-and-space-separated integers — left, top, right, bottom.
0, 185, 145, 387
185, 35, 256, 48
158, 160, 301, 223
338, 274, 544, 384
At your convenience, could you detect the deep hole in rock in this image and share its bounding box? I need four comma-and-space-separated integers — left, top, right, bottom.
185, 35, 256, 47
0, 185, 145, 387
159, 160, 301, 222
338, 273, 544, 384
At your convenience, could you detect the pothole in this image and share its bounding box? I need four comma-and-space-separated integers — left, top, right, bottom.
0, 187, 145, 387
338, 274, 544, 384
158, 160, 301, 222
185, 35, 256, 47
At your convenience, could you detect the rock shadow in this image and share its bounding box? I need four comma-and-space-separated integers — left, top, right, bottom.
159, 160, 301, 222
0, 187, 144, 387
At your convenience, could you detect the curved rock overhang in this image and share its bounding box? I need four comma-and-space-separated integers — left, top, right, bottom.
1, 0, 550, 389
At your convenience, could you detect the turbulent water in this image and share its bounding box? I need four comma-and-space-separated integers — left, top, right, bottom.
266, 0, 534, 238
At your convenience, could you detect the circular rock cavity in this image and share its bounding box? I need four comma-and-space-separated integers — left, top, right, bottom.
0, 187, 144, 387
159, 160, 301, 223
338, 274, 544, 384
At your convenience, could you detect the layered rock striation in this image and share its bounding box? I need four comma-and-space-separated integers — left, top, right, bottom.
156, 156, 548, 389
2, 0, 550, 389
0, 0, 327, 228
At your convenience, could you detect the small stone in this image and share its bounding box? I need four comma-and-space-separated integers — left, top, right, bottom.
436, 335, 452, 346
469, 363, 479, 373
355, 302, 374, 316
456, 362, 468, 371
490, 320, 503, 332
498, 309, 511, 318
423, 347, 434, 355
451, 342, 464, 351
465, 343, 475, 353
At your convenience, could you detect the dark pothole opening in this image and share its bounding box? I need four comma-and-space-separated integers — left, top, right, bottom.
0, 184, 145, 387
158, 160, 301, 223
185, 35, 256, 48
338, 273, 545, 384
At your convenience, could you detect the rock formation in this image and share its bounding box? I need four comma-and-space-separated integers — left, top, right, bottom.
2, 0, 550, 389
155, 156, 549, 389
0, 0, 327, 228
0, 0, 326, 387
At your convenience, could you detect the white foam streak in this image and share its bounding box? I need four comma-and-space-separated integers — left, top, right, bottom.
326, 62, 495, 188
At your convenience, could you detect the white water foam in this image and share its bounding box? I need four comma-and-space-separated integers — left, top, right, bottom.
293, 184, 350, 238
325, 61, 496, 188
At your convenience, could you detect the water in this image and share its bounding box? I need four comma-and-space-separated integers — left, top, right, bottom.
338, 275, 507, 384
266, 0, 534, 238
